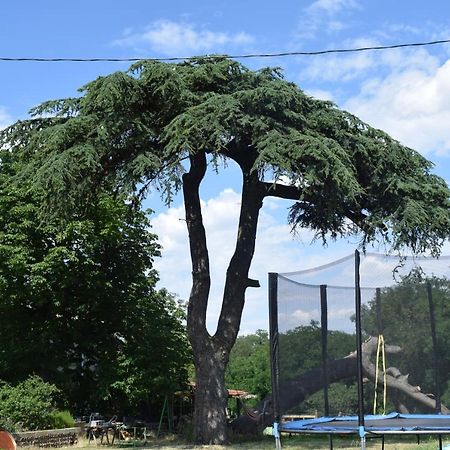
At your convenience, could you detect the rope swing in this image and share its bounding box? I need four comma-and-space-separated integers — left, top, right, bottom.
373, 334, 387, 415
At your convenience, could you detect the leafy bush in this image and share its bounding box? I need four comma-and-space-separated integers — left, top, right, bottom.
0, 376, 69, 431
48, 410, 75, 429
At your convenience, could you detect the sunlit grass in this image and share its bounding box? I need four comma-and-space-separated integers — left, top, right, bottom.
71, 433, 450, 449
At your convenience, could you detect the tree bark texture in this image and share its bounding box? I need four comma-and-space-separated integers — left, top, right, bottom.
192, 340, 229, 444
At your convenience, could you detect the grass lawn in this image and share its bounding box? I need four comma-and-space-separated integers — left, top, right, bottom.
72, 434, 450, 449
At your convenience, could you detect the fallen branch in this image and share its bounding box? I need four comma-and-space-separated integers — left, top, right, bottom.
231, 336, 448, 434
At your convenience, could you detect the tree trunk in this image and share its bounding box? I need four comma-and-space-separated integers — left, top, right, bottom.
182, 149, 265, 444
193, 340, 229, 444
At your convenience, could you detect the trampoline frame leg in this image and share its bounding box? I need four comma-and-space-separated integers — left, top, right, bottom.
358, 425, 366, 450
273, 422, 282, 450
275, 436, 282, 450
360, 436, 366, 450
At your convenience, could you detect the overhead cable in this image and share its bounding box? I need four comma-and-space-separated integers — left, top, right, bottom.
0, 38, 449, 63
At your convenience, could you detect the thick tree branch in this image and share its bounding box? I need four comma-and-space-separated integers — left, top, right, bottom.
361, 337, 448, 414
261, 181, 303, 201
182, 152, 211, 348
261, 181, 370, 232
232, 337, 447, 434
221, 137, 254, 170
215, 169, 264, 350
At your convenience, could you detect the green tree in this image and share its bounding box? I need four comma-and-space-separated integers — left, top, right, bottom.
0, 150, 190, 414
2, 58, 450, 443
225, 330, 271, 401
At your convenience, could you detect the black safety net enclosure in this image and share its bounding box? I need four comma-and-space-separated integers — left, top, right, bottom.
269, 251, 450, 434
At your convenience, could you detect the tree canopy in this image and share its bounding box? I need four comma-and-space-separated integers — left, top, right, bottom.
3, 58, 449, 252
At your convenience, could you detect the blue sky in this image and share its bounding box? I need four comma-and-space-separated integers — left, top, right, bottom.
2, 0, 450, 334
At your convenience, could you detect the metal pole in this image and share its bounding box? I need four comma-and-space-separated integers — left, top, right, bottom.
269, 273, 282, 449
427, 281, 441, 413
320, 284, 330, 417
355, 250, 366, 450
320, 284, 333, 450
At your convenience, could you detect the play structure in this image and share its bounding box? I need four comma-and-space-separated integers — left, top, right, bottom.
269, 251, 450, 449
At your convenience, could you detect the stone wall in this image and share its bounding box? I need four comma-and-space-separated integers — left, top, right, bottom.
12, 428, 79, 448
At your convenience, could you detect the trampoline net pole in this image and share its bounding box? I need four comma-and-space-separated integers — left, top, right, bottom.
360, 436, 366, 450
268, 272, 281, 445
427, 281, 442, 413
320, 284, 330, 417
355, 250, 365, 429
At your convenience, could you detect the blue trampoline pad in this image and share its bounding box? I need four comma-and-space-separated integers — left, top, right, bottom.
281, 413, 450, 435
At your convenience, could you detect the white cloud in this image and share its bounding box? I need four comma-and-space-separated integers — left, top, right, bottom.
305, 88, 335, 101
303, 50, 375, 82
327, 20, 346, 32
295, 0, 359, 40
308, 0, 359, 14
385, 23, 422, 36
0, 107, 13, 130
344, 57, 450, 155
300, 38, 440, 83
114, 20, 254, 55
297, 38, 450, 155
151, 188, 350, 334
279, 309, 316, 330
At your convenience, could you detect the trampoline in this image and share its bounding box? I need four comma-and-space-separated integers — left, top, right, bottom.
282, 412, 450, 434
268, 251, 450, 449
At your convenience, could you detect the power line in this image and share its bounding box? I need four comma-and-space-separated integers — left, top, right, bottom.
1, 38, 450, 63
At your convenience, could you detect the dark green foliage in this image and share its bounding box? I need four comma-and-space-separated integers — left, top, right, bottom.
47, 410, 75, 429
0, 150, 191, 414
0, 376, 66, 431
302, 382, 359, 416
279, 322, 355, 382
2, 58, 449, 253
110, 289, 191, 406
277, 323, 356, 414
279, 323, 323, 381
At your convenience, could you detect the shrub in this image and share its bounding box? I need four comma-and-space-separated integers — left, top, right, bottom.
48, 410, 75, 429
0, 376, 68, 431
